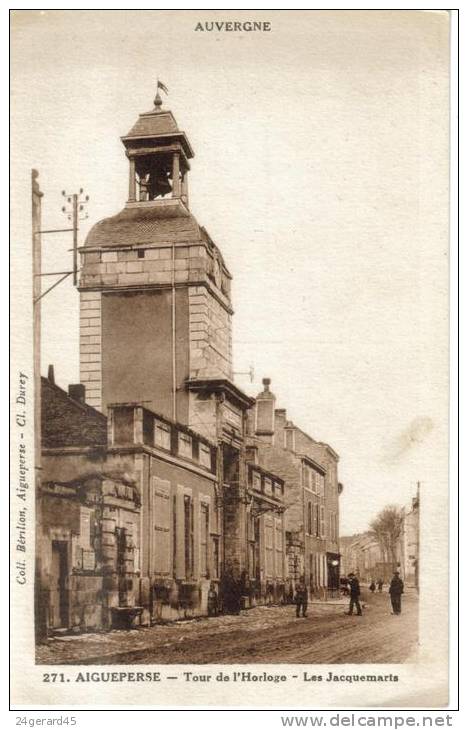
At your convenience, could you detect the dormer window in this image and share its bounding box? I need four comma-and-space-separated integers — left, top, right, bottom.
252, 472, 262, 492
199, 442, 211, 469
178, 432, 193, 459
154, 419, 171, 450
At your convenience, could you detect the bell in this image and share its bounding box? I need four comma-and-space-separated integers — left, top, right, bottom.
152, 174, 172, 198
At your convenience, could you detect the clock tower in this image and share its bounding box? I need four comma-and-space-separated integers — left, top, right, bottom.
79, 91, 235, 434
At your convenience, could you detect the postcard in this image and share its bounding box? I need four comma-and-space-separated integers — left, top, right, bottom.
10, 9, 451, 708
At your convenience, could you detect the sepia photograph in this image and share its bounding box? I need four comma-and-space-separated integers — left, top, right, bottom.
10, 9, 450, 707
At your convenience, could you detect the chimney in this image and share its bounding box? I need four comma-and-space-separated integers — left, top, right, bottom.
255, 376, 276, 444
68, 383, 86, 404
47, 364, 55, 384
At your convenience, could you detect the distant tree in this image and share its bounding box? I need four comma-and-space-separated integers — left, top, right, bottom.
369, 505, 403, 566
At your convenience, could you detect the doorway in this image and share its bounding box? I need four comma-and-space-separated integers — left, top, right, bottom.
50, 541, 69, 629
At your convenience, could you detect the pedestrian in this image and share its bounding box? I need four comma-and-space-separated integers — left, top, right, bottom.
294, 580, 308, 618
207, 583, 218, 617
345, 572, 362, 616
377, 578, 383, 592
369, 580, 376, 593
220, 569, 241, 615
389, 571, 404, 614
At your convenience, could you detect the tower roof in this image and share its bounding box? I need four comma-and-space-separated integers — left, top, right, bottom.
125, 109, 180, 138
84, 201, 204, 248
122, 106, 194, 159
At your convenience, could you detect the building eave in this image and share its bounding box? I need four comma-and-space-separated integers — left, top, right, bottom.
186, 378, 255, 410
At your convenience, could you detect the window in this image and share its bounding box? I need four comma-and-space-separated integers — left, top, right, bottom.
179, 432, 193, 459
309, 553, 315, 588
303, 463, 318, 492
137, 249, 145, 258
320, 505, 325, 538
329, 512, 338, 541
248, 513, 256, 541
275, 518, 283, 578
115, 526, 127, 573
153, 478, 171, 574
199, 503, 209, 576
199, 442, 211, 469
307, 502, 313, 535
212, 536, 220, 579
78, 506, 95, 571
310, 469, 316, 493
154, 419, 171, 450
315, 503, 320, 537
318, 474, 325, 496
172, 495, 177, 578
184, 495, 194, 577
264, 477, 272, 495
252, 471, 261, 492
130, 520, 140, 571
303, 463, 326, 495
265, 517, 274, 577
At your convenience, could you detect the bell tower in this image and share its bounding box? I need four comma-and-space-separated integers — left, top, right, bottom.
79, 90, 234, 428
124, 89, 191, 206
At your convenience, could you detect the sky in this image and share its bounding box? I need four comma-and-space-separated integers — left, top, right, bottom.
11, 10, 449, 535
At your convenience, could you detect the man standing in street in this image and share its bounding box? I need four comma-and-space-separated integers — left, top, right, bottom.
294, 580, 308, 618
346, 572, 362, 616
389, 571, 404, 614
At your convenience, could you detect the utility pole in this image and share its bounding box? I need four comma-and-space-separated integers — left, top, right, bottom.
32, 170, 45, 640
32, 172, 89, 638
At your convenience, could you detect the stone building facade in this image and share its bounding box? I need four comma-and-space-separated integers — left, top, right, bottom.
39, 370, 223, 633
339, 533, 385, 583
36, 93, 292, 637
247, 379, 342, 600
76, 94, 287, 596
40, 374, 141, 632
340, 488, 419, 587
398, 488, 420, 589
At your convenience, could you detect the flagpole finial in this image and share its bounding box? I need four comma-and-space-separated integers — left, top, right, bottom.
154, 79, 168, 110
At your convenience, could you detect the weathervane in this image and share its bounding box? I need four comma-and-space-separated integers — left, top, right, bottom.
154, 79, 169, 109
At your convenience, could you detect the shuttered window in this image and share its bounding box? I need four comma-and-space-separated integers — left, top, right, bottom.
184, 494, 194, 577
265, 517, 274, 577
153, 478, 171, 575
200, 503, 209, 576
320, 505, 325, 538
275, 518, 283, 578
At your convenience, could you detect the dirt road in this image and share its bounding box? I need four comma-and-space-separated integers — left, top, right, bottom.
37, 589, 418, 665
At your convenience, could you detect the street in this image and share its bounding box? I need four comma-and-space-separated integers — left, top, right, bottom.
36, 589, 418, 665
